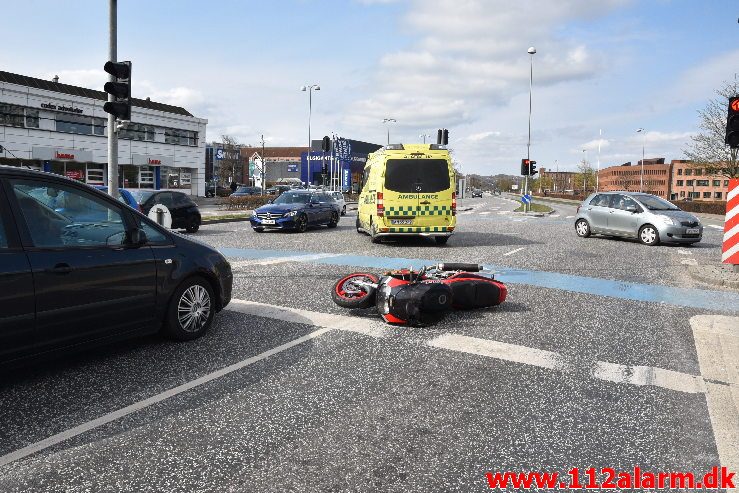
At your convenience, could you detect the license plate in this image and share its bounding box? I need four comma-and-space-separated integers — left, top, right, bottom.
391, 219, 413, 225
262, 219, 275, 225
686, 227, 699, 234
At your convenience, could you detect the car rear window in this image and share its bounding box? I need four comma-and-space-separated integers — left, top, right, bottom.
589, 194, 611, 207
384, 159, 450, 193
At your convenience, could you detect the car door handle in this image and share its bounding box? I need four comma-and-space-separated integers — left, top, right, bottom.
47, 263, 73, 274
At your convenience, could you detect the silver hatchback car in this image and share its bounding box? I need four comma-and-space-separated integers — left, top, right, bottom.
574, 192, 703, 246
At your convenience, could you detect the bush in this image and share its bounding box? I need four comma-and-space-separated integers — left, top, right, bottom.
672, 200, 727, 215
219, 195, 272, 211
533, 192, 586, 202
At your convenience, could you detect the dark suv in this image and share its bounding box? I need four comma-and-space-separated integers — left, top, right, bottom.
0, 166, 232, 366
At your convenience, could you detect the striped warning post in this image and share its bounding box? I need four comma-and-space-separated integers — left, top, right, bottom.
723, 178, 739, 264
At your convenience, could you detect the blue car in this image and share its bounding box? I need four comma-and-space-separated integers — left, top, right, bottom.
250, 190, 340, 233
93, 185, 140, 212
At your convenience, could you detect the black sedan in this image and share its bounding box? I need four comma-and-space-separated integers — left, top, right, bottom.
127, 189, 202, 233
0, 166, 232, 367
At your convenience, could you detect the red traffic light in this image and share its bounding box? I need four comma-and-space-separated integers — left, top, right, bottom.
104, 61, 131, 80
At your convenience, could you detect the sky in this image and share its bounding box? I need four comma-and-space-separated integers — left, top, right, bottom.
1, 0, 737, 175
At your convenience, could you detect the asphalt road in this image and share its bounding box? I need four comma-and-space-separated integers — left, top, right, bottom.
1, 194, 737, 492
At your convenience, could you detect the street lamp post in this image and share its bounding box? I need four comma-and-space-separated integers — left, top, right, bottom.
525, 46, 536, 212
383, 118, 397, 145
419, 133, 432, 144
637, 128, 645, 192
301, 84, 320, 187
582, 149, 588, 194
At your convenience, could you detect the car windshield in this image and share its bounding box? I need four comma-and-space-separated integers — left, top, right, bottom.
635, 194, 680, 211
273, 192, 310, 204
128, 190, 155, 204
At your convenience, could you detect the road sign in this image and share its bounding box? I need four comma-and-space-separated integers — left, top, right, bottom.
722, 179, 739, 265
521, 194, 531, 205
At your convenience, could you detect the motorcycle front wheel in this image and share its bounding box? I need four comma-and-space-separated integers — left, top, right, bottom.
332, 273, 379, 309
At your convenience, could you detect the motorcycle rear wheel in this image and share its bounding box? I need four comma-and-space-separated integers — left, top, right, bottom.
332, 273, 379, 309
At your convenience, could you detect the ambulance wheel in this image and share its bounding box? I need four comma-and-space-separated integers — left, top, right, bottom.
370, 223, 382, 244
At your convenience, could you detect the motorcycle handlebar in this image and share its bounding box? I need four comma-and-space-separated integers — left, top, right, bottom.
436, 262, 482, 272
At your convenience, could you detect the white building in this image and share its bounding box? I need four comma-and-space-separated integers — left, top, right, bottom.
0, 70, 207, 196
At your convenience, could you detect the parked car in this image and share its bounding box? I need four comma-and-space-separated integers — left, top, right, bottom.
205, 182, 231, 198
231, 186, 262, 197
126, 189, 202, 233
250, 190, 340, 233
330, 191, 347, 215
0, 166, 232, 366
574, 191, 703, 246
264, 187, 278, 195
93, 185, 140, 212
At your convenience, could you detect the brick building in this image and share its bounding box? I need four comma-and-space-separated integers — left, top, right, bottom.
597, 158, 672, 199
669, 159, 730, 201
539, 167, 576, 193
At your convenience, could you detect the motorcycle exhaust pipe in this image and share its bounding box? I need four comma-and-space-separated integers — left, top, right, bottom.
436, 263, 482, 272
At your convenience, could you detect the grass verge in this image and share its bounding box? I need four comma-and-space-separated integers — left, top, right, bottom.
514, 203, 553, 213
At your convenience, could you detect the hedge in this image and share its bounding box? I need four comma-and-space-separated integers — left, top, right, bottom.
672, 200, 727, 215
219, 195, 272, 211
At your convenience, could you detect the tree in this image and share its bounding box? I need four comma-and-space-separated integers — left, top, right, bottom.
683, 80, 739, 178
533, 175, 553, 192
496, 177, 514, 191
214, 135, 242, 185
575, 159, 596, 193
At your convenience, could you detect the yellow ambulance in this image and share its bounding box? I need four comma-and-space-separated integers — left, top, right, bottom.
356, 143, 457, 245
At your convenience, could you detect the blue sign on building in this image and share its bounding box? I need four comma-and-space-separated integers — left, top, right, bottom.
287, 163, 298, 173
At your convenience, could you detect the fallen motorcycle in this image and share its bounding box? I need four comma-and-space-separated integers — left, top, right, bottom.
332, 263, 507, 326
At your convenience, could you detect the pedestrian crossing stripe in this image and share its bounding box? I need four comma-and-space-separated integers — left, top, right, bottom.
388, 226, 448, 232
385, 205, 452, 216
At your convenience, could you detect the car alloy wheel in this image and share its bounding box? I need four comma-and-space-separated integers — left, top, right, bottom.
341, 205, 346, 216
575, 219, 591, 238
639, 225, 659, 245
178, 284, 212, 333
295, 214, 308, 233
327, 212, 339, 228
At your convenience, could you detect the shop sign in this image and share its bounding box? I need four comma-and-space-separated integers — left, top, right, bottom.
40, 103, 83, 114
32, 147, 92, 162
131, 153, 172, 167
65, 170, 84, 180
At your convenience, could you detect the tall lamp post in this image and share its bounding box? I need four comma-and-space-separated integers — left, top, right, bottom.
383, 118, 396, 145
636, 128, 645, 192
582, 149, 588, 194
525, 46, 536, 211
419, 133, 432, 144
301, 84, 320, 187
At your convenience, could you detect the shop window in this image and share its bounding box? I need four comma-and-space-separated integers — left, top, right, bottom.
56, 114, 93, 135
25, 109, 39, 128
0, 103, 25, 127
139, 166, 155, 187
87, 165, 104, 185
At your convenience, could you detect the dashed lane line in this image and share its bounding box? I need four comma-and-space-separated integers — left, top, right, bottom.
707, 225, 723, 230
503, 247, 525, 257
479, 212, 491, 215
230, 253, 340, 268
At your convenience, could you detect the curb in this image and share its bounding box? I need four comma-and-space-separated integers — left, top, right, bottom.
688, 264, 739, 289
202, 216, 251, 225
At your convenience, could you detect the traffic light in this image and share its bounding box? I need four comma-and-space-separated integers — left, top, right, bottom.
103, 61, 132, 121
521, 158, 530, 176
437, 129, 443, 145
529, 160, 538, 176
726, 96, 739, 148
321, 136, 331, 152
442, 129, 449, 145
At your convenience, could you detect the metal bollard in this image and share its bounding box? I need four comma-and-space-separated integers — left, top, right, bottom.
156, 207, 164, 226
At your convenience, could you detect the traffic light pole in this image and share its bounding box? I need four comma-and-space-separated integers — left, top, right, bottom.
107, 0, 118, 198
525, 50, 534, 213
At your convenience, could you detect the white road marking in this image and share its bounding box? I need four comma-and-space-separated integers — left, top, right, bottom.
677, 249, 693, 255
490, 207, 500, 210
566, 215, 575, 219
227, 300, 388, 339
427, 333, 709, 394
708, 224, 723, 230
479, 211, 491, 215
0, 325, 331, 468
690, 315, 739, 476
230, 253, 340, 267
503, 247, 525, 256
550, 214, 561, 218
681, 258, 698, 265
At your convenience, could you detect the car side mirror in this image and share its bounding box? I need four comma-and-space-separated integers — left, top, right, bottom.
128, 228, 147, 246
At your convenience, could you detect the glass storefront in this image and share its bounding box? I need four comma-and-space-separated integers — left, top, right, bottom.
161, 166, 193, 189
